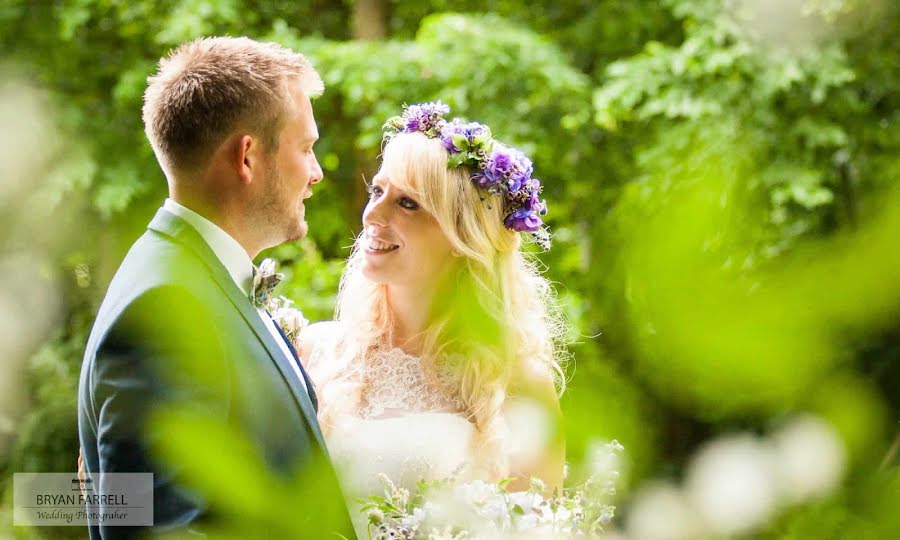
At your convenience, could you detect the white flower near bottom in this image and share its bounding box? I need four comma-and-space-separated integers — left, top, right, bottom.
625, 481, 703, 540
362, 441, 625, 539
508, 491, 543, 515
685, 434, 779, 536
771, 414, 845, 503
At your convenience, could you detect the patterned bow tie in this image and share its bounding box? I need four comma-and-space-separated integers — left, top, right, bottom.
250, 258, 283, 308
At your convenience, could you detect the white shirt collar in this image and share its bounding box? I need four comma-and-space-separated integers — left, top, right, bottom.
163, 198, 254, 295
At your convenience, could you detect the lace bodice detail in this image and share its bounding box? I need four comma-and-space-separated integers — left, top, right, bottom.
304, 322, 465, 419
358, 348, 463, 419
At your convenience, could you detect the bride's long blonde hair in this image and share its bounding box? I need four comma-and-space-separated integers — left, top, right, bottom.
318, 132, 567, 477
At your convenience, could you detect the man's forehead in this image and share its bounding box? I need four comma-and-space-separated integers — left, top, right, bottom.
303, 121, 319, 144
286, 81, 318, 139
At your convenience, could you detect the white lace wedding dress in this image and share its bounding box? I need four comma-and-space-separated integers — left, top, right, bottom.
304, 323, 494, 538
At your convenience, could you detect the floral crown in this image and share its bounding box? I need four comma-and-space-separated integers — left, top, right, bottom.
383, 101, 550, 249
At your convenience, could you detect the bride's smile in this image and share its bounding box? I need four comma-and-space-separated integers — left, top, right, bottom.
364, 233, 399, 253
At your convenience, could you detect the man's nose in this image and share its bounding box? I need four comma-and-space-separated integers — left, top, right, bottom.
310, 156, 323, 185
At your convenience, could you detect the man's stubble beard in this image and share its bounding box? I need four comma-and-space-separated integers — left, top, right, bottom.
254, 160, 304, 248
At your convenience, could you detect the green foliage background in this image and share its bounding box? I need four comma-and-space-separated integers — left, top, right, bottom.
1, 0, 897, 538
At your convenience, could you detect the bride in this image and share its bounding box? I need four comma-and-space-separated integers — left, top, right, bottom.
297, 102, 567, 536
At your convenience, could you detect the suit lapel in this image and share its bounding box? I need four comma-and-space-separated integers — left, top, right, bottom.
146, 208, 326, 449
271, 320, 318, 411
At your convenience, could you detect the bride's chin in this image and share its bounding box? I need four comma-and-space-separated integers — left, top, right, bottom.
360, 263, 388, 284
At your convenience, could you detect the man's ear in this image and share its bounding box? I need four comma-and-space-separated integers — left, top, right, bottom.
236, 134, 256, 185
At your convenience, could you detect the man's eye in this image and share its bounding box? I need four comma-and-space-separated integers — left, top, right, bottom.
399, 197, 419, 210
366, 185, 383, 198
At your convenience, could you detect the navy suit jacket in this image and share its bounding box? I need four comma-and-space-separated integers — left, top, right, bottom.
77, 208, 354, 539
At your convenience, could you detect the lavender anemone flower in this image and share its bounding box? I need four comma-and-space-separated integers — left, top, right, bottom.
509, 150, 534, 191
528, 185, 548, 216
404, 116, 421, 132
401, 101, 450, 134
440, 120, 490, 153
484, 150, 513, 186
471, 171, 493, 188
486, 146, 533, 190
504, 207, 543, 232
507, 170, 529, 192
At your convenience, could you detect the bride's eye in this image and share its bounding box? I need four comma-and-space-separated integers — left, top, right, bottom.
366, 184, 383, 199
399, 197, 419, 210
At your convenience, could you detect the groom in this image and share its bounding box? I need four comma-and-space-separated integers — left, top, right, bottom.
77, 37, 354, 538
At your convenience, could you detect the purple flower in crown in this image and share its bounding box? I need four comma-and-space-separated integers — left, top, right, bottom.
404, 116, 421, 132
527, 183, 548, 216
471, 170, 492, 188
400, 101, 449, 135
484, 146, 533, 191
508, 169, 530, 192
504, 207, 544, 232
486, 152, 512, 186
440, 120, 490, 153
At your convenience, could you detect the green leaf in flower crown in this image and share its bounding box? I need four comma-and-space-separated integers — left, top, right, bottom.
474, 127, 493, 146
452, 133, 470, 151
448, 152, 468, 168
383, 116, 404, 132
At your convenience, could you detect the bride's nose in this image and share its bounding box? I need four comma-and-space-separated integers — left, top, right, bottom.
363, 194, 390, 227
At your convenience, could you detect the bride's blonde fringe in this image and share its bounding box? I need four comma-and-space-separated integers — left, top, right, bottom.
317, 133, 569, 479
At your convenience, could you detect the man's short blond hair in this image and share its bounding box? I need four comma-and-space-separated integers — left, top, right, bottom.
142, 36, 324, 175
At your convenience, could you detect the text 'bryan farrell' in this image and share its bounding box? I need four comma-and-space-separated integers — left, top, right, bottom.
36, 493, 128, 506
